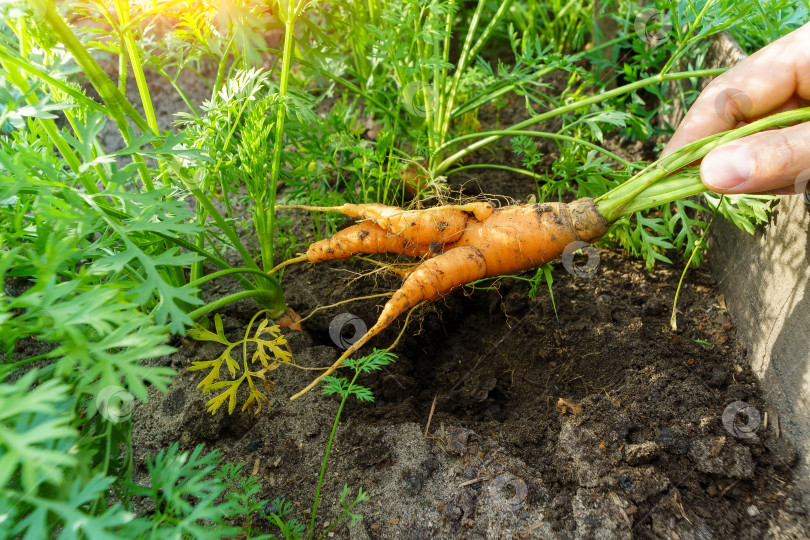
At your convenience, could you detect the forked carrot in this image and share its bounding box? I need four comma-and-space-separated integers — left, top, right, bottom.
279, 202, 493, 243
267, 221, 434, 275
281, 198, 608, 400
306, 223, 432, 262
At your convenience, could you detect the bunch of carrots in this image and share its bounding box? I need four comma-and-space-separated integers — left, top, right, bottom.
274, 108, 810, 400
278, 198, 605, 399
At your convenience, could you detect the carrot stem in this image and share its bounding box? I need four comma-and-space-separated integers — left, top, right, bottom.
596, 106, 810, 222
434, 68, 727, 175
438, 129, 632, 167
670, 204, 719, 331
277, 203, 492, 215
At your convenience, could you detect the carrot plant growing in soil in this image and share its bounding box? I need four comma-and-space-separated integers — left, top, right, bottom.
2, 0, 809, 537
1, 0, 344, 327
0, 0, 354, 536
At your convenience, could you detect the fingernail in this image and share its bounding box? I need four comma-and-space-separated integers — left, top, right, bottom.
701, 145, 753, 191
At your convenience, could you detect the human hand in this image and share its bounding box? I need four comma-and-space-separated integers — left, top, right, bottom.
663, 22, 810, 195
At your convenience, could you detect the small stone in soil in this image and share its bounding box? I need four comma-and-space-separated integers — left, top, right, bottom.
246, 437, 264, 452
447, 427, 476, 455
463, 465, 477, 479
689, 437, 754, 479
657, 427, 690, 454
708, 368, 728, 387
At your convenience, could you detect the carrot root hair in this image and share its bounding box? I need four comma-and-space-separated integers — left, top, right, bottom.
268, 254, 308, 275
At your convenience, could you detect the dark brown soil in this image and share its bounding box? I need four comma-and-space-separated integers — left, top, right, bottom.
134, 233, 809, 538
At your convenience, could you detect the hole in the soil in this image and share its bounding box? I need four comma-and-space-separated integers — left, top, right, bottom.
501, 484, 517, 498
488, 385, 508, 401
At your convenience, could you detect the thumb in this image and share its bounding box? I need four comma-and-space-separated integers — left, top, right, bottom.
700, 121, 810, 195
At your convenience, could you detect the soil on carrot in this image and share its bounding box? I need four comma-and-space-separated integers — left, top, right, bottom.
89, 52, 809, 537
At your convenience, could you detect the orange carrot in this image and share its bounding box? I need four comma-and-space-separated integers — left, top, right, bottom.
278, 202, 494, 246
288, 198, 608, 400
305, 223, 433, 262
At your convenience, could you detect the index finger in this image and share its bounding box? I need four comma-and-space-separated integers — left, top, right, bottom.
663, 23, 810, 156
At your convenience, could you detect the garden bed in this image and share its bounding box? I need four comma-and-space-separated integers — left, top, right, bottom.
133, 226, 808, 539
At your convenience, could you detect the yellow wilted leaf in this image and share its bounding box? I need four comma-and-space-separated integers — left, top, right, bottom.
188, 309, 295, 414
205, 382, 239, 415
188, 314, 230, 345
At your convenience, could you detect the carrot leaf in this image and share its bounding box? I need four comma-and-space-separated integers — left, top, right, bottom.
189, 310, 292, 415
